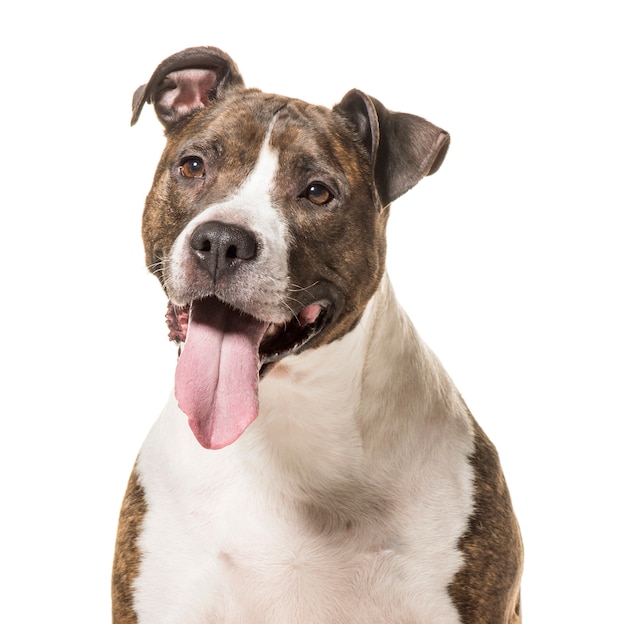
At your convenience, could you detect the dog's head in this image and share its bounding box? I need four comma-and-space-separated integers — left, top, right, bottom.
132, 46, 449, 449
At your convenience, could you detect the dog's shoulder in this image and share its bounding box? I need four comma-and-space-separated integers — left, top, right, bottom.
450, 415, 524, 623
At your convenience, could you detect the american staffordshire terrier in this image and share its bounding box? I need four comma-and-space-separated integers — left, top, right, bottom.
112, 46, 523, 623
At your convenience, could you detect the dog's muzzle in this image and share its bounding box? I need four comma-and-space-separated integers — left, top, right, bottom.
163, 219, 332, 451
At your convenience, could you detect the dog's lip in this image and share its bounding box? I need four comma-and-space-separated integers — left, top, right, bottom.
259, 302, 330, 364
165, 298, 331, 363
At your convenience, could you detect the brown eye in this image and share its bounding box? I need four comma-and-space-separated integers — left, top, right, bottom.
304, 183, 334, 206
179, 157, 206, 179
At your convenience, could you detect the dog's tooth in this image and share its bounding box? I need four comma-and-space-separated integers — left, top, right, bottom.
264, 324, 279, 338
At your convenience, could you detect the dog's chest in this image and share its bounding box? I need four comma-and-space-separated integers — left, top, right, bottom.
140, 503, 417, 623
135, 487, 461, 624
133, 393, 469, 624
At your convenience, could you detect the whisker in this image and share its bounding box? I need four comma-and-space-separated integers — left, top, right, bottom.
287, 280, 320, 295
278, 296, 298, 319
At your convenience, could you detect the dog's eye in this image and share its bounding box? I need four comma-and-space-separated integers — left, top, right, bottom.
179, 157, 206, 179
304, 183, 334, 206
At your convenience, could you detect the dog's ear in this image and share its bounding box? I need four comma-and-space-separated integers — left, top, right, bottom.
131, 46, 244, 128
334, 89, 449, 207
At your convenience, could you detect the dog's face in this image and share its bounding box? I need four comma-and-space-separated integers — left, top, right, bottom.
132, 46, 449, 449
143, 88, 385, 349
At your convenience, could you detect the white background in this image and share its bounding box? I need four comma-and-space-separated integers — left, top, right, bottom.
1, 1, 624, 621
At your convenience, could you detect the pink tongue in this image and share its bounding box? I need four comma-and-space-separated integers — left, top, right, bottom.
174, 298, 269, 449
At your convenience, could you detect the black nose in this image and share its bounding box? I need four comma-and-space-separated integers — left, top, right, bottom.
189, 220, 258, 282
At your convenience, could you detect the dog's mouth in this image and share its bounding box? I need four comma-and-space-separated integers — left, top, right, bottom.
166, 298, 329, 364
165, 297, 330, 450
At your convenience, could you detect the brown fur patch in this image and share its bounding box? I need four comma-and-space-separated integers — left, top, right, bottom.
448, 415, 523, 623
269, 99, 388, 347
112, 467, 146, 623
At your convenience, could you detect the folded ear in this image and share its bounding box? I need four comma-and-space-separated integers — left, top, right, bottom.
334, 89, 449, 207
131, 46, 244, 128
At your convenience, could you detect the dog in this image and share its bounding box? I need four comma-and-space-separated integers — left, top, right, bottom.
112, 46, 523, 623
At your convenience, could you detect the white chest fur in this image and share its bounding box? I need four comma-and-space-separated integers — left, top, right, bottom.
133, 278, 475, 623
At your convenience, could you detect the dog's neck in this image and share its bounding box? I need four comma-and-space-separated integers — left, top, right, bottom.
249, 273, 469, 508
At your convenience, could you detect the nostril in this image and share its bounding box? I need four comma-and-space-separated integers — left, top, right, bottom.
190, 225, 213, 252
197, 240, 212, 253
228, 230, 257, 261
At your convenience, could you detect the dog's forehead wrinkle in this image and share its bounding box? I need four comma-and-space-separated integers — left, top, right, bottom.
267, 103, 369, 195
177, 137, 220, 157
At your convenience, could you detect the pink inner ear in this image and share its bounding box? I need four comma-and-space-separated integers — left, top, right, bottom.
156, 68, 219, 120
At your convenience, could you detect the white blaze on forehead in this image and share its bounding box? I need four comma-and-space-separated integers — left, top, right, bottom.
168, 126, 290, 313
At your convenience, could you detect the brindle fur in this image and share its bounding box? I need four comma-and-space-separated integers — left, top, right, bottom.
449, 412, 523, 623
112, 468, 145, 623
